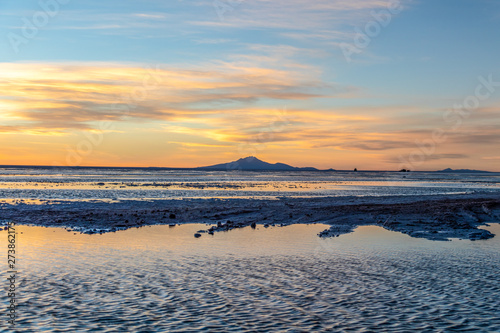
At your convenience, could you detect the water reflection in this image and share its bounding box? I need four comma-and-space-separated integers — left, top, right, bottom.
2, 223, 499, 332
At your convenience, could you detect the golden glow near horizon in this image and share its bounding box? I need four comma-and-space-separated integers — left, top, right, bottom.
0, 62, 499, 170
1, 0, 500, 171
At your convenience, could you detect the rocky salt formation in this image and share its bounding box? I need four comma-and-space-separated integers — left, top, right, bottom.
1, 193, 499, 241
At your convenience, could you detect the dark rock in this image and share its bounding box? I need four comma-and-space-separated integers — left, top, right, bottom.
469, 230, 494, 241
169, 213, 176, 219
251, 222, 256, 229
194, 233, 202, 238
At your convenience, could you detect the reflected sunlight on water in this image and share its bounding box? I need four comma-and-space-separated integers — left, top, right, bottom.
1, 223, 499, 331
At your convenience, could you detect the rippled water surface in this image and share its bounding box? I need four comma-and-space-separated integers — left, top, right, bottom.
2, 223, 500, 332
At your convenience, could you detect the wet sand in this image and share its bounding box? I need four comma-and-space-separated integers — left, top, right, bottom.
2, 192, 499, 241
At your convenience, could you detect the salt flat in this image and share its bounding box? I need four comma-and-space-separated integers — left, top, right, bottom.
1, 168, 500, 241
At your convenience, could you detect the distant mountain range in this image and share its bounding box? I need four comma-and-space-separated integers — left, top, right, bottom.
0, 160, 496, 172
437, 168, 492, 173
196, 156, 328, 171
197, 158, 496, 172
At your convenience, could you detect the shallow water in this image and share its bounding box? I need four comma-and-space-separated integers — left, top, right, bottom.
1, 168, 500, 202
2, 223, 500, 332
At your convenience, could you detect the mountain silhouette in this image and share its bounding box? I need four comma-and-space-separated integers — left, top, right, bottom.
197, 156, 320, 171
437, 168, 491, 173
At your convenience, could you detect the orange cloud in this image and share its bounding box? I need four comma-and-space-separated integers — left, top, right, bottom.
0, 61, 332, 133
1, 61, 499, 170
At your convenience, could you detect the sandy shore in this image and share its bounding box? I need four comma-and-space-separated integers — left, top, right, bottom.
1, 193, 499, 241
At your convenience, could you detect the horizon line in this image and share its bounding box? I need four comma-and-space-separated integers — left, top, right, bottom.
0, 164, 497, 173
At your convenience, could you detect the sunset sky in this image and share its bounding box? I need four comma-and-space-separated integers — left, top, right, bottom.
1, 0, 499, 170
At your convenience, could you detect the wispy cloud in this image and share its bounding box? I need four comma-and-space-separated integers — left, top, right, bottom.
0, 60, 336, 133
3, 60, 497, 168
194, 0, 404, 29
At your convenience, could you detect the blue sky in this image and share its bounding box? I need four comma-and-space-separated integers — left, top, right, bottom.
1, 0, 499, 170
